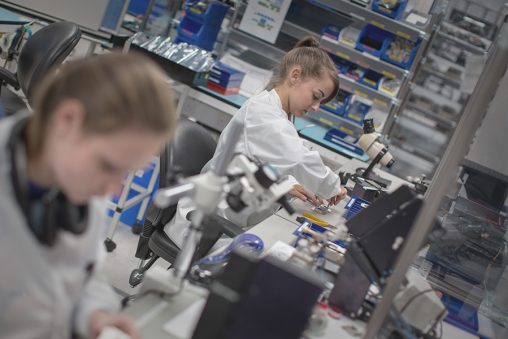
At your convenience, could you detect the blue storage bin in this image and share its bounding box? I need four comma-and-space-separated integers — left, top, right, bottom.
322, 24, 341, 41
324, 128, 364, 156
344, 99, 371, 125
372, 0, 408, 20
321, 89, 351, 116
175, 16, 221, 51
185, 1, 229, 26
381, 36, 420, 69
359, 69, 383, 89
208, 62, 246, 87
355, 24, 393, 57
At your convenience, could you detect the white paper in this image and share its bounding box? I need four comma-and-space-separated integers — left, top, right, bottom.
220, 53, 273, 97
238, 0, 292, 44
162, 299, 207, 339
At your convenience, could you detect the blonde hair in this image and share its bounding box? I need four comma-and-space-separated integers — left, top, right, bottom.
267, 36, 339, 103
28, 52, 177, 155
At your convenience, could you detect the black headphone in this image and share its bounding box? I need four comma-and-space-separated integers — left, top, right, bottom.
7, 116, 88, 246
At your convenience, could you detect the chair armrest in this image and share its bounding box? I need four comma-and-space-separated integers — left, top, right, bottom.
0, 68, 19, 89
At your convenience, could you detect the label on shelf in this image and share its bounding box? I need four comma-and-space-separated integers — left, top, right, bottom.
335, 51, 350, 60
354, 89, 368, 98
373, 98, 389, 107
382, 70, 396, 78
370, 21, 385, 29
319, 117, 333, 126
396, 31, 411, 40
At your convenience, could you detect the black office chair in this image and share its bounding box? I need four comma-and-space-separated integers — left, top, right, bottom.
0, 21, 81, 115
129, 118, 243, 286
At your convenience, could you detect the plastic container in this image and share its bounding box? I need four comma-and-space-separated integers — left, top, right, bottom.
185, 1, 229, 25
355, 24, 393, 57
334, 57, 353, 75
345, 64, 365, 81
381, 36, 420, 69
321, 89, 352, 116
206, 81, 240, 95
175, 17, 221, 51
175, 1, 229, 51
359, 69, 383, 89
379, 76, 401, 96
339, 26, 362, 47
322, 24, 341, 41
372, 0, 408, 20
208, 61, 245, 87
344, 98, 371, 125
324, 129, 364, 155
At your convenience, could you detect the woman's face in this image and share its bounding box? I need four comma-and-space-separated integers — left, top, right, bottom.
287, 72, 336, 117
47, 101, 167, 204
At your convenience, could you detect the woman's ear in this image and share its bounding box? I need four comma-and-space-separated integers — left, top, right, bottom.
52, 99, 86, 137
289, 66, 302, 85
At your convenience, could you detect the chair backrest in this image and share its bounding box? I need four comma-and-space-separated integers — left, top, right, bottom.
17, 21, 81, 104
160, 118, 217, 187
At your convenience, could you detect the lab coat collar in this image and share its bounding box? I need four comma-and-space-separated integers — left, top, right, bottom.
267, 89, 290, 120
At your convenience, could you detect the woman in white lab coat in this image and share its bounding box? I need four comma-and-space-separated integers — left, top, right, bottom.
0, 53, 176, 338
167, 37, 346, 246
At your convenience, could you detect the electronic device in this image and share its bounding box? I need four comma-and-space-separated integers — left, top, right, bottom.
192, 248, 324, 339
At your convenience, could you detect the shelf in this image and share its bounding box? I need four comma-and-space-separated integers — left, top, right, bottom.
314, 0, 429, 41
426, 52, 465, 73
411, 85, 463, 114
229, 28, 286, 62
307, 108, 364, 132
436, 30, 487, 56
420, 65, 462, 89
320, 36, 409, 79
339, 74, 398, 109
280, 20, 320, 40
389, 137, 441, 164
405, 103, 457, 131
439, 22, 491, 54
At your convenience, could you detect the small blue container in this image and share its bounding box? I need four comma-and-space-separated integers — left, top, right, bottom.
185, 1, 229, 25
381, 36, 420, 70
345, 100, 371, 125
321, 89, 351, 116
324, 129, 364, 156
372, 0, 408, 20
208, 62, 246, 87
359, 69, 383, 89
322, 24, 341, 41
355, 24, 392, 57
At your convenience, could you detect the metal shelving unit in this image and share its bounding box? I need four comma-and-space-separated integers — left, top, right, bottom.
315, 0, 429, 41
320, 36, 409, 79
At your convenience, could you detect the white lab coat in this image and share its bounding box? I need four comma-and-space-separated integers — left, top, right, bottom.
0, 115, 119, 339
166, 89, 340, 247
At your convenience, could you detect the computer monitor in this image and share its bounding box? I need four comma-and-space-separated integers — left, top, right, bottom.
192, 249, 324, 339
329, 185, 423, 314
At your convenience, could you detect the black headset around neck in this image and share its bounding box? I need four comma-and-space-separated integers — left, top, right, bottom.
7, 116, 88, 246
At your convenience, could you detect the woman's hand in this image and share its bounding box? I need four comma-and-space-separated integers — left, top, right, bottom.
289, 184, 321, 206
327, 186, 348, 205
89, 310, 140, 339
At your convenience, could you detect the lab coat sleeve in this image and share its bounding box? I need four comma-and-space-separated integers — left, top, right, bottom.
73, 200, 121, 338
73, 269, 120, 338
243, 109, 340, 199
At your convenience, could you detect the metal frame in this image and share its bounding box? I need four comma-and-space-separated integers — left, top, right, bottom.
364, 21, 508, 339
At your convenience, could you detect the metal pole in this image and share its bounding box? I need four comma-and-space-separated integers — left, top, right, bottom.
364, 22, 508, 339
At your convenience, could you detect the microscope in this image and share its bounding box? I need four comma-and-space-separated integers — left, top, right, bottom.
340, 119, 395, 202
152, 120, 294, 288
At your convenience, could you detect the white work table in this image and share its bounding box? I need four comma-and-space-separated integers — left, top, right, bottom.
123, 160, 478, 339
